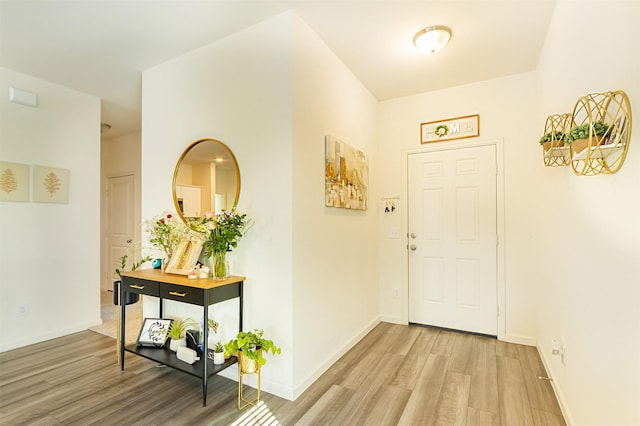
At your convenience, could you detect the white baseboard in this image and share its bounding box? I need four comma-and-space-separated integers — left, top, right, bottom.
0, 319, 103, 353
537, 340, 574, 426
502, 333, 537, 346
379, 315, 404, 324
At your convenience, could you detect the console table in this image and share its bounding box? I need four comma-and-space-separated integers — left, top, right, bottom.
119, 269, 244, 406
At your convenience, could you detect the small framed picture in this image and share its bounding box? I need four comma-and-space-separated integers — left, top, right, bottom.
33, 165, 70, 204
165, 237, 203, 275
137, 318, 173, 347
0, 161, 29, 202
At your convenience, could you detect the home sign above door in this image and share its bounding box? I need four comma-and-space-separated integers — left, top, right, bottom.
420, 114, 480, 144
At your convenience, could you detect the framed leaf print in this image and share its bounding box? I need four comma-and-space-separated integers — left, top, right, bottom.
33, 165, 70, 204
0, 161, 29, 202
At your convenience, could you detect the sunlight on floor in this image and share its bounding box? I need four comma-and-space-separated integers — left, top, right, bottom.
231, 401, 281, 426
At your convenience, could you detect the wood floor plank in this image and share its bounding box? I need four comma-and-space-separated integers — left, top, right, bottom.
532, 408, 566, 426
397, 353, 449, 426
468, 336, 499, 415
294, 384, 352, 426
517, 345, 563, 416
497, 355, 535, 426
362, 385, 412, 426
274, 360, 350, 425
337, 346, 387, 390
0, 324, 566, 426
330, 352, 404, 425
378, 323, 422, 356
496, 340, 520, 359
431, 329, 458, 356
434, 371, 471, 426
466, 407, 499, 426
388, 326, 438, 390
448, 332, 476, 375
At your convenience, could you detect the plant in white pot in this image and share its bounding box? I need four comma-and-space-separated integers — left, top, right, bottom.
167, 317, 199, 352
212, 342, 225, 365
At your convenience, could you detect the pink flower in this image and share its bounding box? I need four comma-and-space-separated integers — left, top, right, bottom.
205, 211, 214, 219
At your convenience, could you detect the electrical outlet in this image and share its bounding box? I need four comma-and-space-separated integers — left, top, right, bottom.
16, 304, 28, 317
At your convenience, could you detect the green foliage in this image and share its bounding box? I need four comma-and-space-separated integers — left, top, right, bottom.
114, 254, 152, 279
167, 317, 199, 340
212, 341, 224, 353
538, 131, 566, 145
566, 121, 612, 143
224, 329, 281, 366
190, 206, 252, 257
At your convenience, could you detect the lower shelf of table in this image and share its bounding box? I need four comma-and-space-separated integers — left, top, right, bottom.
124, 344, 237, 379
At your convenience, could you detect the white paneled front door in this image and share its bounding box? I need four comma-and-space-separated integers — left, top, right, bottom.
408, 145, 497, 335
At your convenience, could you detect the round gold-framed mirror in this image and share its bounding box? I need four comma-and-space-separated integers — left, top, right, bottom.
172, 138, 240, 229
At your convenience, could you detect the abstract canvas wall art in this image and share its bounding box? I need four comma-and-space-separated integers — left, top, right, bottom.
325, 135, 368, 210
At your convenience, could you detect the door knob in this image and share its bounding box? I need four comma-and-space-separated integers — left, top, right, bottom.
410, 245, 417, 251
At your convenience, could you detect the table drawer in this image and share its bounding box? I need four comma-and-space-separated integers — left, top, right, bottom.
122, 279, 160, 297
160, 284, 204, 305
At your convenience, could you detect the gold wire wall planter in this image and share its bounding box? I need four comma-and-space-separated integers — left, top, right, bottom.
569, 90, 632, 176
541, 113, 571, 167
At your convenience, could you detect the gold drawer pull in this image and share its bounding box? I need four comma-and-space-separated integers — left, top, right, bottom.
130, 285, 145, 290
169, 291, 187, 297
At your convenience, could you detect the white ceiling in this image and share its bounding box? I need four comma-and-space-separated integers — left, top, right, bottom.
0, 1, 556, 140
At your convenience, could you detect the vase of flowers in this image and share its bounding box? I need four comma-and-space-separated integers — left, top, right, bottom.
192, 207, 252, 280
145, 212, 188, 267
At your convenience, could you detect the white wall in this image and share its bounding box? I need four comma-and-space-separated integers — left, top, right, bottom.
142, 13, 295, 398
378, 72, 540, 344
0, 67, 101, 351
535, 2, 640, 425
141, 11, 380, 400
291, 16, 380, 397
100, 131, 142, 290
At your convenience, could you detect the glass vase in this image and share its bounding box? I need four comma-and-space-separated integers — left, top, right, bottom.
212, 251, 229, 280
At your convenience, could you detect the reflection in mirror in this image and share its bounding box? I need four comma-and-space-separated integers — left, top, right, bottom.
172, 138, 240, 229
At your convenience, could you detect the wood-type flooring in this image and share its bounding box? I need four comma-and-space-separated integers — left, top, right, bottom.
0, 322, 565, 425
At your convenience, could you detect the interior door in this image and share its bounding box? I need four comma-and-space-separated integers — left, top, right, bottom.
408, 145, 497, 335
106, 174, 135, 291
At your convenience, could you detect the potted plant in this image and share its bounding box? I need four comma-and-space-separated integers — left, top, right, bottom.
224, 329, 281, 373
212, 341, 225, 365
167, 317, 199, 352
567, 121, 612, 153
113, 253, 152, 306
538, 131, 566, 151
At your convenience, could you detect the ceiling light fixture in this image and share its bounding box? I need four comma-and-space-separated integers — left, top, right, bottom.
413, 26, 452, 54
